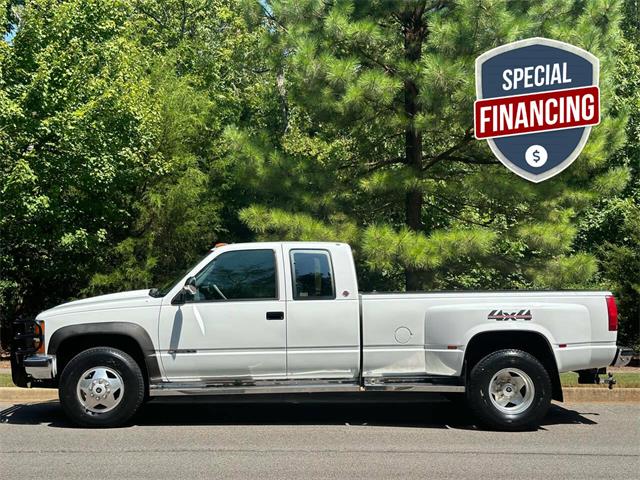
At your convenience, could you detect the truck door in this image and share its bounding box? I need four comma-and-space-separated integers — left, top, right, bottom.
283, 245, 360, 380
158, 247, 287, 381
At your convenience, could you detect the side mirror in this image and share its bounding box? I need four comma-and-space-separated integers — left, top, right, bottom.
171, 277, 197, 305
183, 276, 197, 295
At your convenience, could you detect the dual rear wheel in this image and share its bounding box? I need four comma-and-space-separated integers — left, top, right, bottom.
464, 349, 552, 430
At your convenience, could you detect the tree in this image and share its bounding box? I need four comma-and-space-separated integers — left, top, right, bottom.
1, 0, 637, 352
85, 0, 281, 293
576, 0, 640, 348
0, 0, 164, 328
229, 0, 629, 294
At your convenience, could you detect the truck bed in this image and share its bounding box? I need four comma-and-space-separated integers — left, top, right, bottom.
360, 290, 616, 378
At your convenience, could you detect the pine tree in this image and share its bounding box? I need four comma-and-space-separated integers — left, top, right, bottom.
230, 0, 630, 292
576, 0, 640, 348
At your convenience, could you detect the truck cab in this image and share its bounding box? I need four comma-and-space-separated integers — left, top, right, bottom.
156, 242, 360, 382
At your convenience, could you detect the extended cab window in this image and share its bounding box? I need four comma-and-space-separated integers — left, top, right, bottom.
290, 250, 335, 300
192, 249, 277, 301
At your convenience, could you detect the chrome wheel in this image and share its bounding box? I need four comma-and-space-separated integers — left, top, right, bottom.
76, 367, 124, 414
489, 368, 535, 414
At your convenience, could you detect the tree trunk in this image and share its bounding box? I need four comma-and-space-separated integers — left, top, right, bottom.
403, 6, 426, 291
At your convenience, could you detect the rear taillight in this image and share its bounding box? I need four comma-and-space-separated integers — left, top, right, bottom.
606, 295, 618, 331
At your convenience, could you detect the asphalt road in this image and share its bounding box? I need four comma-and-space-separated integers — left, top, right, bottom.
1, 398, 638, 479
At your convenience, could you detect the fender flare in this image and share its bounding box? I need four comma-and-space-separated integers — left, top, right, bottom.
462, 328, 563, 402
48, 322, 162, 382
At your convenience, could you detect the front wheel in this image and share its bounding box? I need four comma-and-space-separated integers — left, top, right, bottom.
467, 349, 552, 431
59, 347, 145, 427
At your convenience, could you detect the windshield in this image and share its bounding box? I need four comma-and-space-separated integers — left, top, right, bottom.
148, 253, 211, 297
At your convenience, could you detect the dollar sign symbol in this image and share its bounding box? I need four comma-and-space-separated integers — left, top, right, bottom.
526, 145, 547, 168
532, 150, 540, 163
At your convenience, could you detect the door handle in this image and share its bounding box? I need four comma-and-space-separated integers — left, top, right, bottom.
266, 311, 285, 320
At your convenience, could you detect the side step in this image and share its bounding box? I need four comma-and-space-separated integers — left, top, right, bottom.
364, 383, 465, 393
149, 380, 361, 397
365, 376, 465, 393
149, 378, 465, 397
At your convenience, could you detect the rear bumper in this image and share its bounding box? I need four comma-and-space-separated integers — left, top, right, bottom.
610, 347, 634, 367
23, 354, 57, 380
575, 347, 635, 386
554, 343, 618, 372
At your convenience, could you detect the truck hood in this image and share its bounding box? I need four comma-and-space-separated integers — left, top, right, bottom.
37, 289, 162, 319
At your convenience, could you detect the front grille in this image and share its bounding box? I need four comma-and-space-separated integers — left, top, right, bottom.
11, 317, 42, 357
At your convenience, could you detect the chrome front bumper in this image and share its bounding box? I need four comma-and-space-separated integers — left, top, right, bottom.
23, 354, 57, 380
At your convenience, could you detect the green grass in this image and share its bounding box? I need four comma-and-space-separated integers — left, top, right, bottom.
1, 372, 638, 389
560, 372, 640, 388
0, 373, 15, 387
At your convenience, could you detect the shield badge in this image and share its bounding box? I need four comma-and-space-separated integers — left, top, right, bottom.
474, 38, 600, 182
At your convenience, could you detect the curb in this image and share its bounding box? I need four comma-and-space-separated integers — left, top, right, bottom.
562, 387, 640, 403
0, 387, 58, 402
0, 386, 639, 404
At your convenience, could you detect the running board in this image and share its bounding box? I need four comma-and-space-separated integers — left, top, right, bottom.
364, 376, 465, 393
149, 379, 464, 396
149, 381, 361, 397
364, 383, 465, 393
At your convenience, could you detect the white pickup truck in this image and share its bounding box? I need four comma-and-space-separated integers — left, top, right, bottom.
10, 242, 629, 429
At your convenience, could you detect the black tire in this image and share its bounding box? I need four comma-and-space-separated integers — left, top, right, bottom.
467, 349, 552, 431
59, 347, 145, 427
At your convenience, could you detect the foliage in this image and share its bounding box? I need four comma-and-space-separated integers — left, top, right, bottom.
599, 203, 640, 349
574, 2, 640, 348
234, 0, 630, 295
0, 0, 163, 321
86, 160, 221, 294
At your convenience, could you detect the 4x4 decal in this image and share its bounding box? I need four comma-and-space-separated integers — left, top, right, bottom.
488, 309, 533, 321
